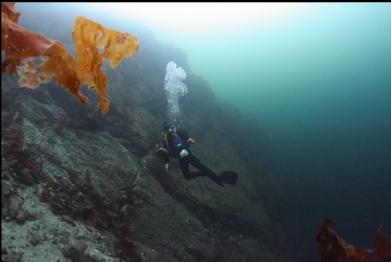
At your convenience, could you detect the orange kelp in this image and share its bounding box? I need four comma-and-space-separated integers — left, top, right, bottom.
317, 218, 391, 262
1, 3, 139, 114
73, 16, 139, 114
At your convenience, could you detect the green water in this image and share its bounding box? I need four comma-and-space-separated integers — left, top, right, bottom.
158, 3, 391, 260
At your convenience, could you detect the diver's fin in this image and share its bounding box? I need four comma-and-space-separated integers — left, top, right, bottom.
207, 173, 224, 187
220, 171, 238, 185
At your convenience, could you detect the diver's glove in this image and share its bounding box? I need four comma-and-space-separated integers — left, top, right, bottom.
164, 163, 170, 172
187, 138, 196, 144
179, 149, 189, 158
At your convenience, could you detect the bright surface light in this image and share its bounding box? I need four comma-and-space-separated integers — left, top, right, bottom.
89, 3, 315, 35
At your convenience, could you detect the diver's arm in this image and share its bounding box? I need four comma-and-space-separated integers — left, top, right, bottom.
157, 134, 170, 163
176, 127, 189, 140
160, 135, 171, 170
176, 127, 196, 144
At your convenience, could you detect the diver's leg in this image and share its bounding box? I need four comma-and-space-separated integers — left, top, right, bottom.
179, 157, 203, 180
188, 153, 224, 186
188, 153, 215, 176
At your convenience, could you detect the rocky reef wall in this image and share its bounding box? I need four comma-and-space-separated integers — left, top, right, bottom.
1, 5, 284, 262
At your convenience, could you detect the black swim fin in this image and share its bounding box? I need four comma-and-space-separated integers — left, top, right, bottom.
208, 173, 224, 187
219, 171, 238, 185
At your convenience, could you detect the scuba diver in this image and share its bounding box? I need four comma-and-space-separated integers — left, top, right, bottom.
156, 122, 238, 187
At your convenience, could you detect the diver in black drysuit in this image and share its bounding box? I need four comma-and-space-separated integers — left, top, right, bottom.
157, 122, 237, 187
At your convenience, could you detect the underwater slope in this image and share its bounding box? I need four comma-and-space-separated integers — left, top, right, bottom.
1, 6, 283, 262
